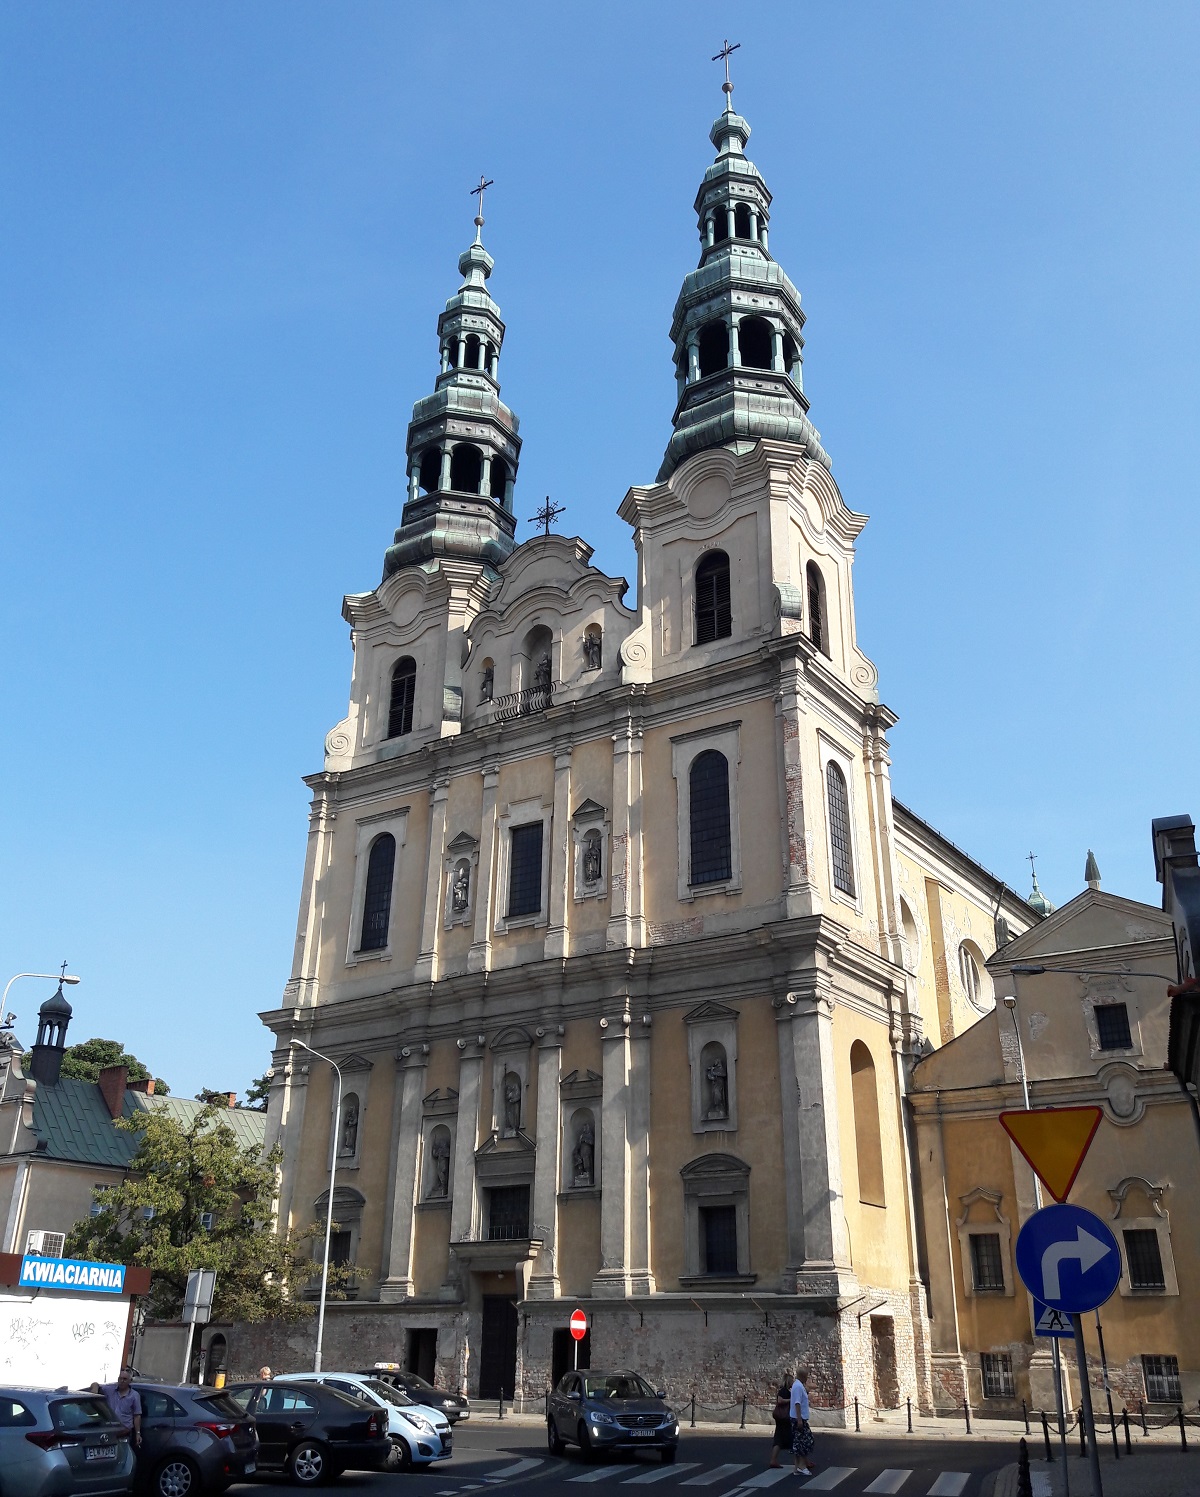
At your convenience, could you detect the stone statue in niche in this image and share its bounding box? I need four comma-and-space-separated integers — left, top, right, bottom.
451, 861, 470, 913
534, 653, 552, 693
583, 630, 602, 671
340, 1100, 359, 1155
582, 832, 602, 885
430, 1131, 451, 1198
572, 1118, 595, 1186
480, 665, 494, 702
705, 1055, 729, 1120
503, 1071, 522, 1135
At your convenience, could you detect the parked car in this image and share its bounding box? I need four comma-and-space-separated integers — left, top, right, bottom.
285, 1372, 452, 1471
546, 1370, 679, 1462
362, 1365, 471, 1424
0, 1387, 134, 1497
130, 1383, 258, 1497
223, 1380, 388, 1486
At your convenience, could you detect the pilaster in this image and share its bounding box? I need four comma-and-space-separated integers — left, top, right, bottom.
526, 1027, 564, 1300
592, 1012, 632, 1297
415, 776, 450, 983
275, 1050, 310, 1233
607, 717, 646, 950
627, 1015, 655, 1294
862, 706, 905, 967
288, 784, 338, 1009
468, 761, 500, 973
543, 742, 573, 960
442, 1033, 486, 1298
379, 1044, 430, 1301
776, 664, 821, 918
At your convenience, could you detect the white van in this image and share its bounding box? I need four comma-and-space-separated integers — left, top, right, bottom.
283, 1372, 453, 1470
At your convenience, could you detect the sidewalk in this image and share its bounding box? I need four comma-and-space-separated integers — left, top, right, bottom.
990, 1449, 1200, 1497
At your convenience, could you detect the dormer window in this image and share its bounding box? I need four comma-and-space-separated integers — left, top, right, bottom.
695, 551, 732, 644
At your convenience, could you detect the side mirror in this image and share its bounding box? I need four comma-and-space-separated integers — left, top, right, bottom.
568, 1390, 581, 1402
656, 1390, 667, 1400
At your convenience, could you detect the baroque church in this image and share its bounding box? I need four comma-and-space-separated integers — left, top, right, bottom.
255, 75, 1038, 1415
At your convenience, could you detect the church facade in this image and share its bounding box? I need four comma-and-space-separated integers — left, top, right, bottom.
255, 83, 1035, 1416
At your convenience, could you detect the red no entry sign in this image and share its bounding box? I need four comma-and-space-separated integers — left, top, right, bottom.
570, 1308, 588, 1341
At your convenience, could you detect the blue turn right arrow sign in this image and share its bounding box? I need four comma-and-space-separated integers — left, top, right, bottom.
1015, 1203, 1122, 1315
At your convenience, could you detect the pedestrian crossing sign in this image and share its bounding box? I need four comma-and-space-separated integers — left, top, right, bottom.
1034, 1299, 1075, 1338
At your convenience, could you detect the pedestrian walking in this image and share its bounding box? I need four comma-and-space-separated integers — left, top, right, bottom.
789, 1365, 815, 1476
258, 1365, 273, 1381
768, 1381, 793, 1467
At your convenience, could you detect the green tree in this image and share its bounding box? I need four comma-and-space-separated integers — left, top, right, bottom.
194, 1088, 231, 1107
243, 1071, 272, 1111
61, 1037, 170, 1096
64, 1105, 328, 1322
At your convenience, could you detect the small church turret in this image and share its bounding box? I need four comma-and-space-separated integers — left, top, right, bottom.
28, 981, 72, 1085
658, 53, 830, 481
384, 178, 522, 578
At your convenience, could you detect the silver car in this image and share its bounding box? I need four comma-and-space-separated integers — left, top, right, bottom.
0, 1388, 134, 1497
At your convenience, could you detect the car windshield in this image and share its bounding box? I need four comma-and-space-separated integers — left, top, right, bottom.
362, 1380, 415, 1408
583, 1374, 658, 1401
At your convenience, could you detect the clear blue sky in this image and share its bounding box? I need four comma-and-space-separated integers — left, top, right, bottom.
3, 4, 1197, 1099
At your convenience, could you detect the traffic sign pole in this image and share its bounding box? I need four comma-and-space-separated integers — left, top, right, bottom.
1072, 1314, 1105, 1497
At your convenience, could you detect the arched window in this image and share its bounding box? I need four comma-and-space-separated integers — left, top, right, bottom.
695, 550, 732, 644
737, 316, 772, 371
806, 561, 829, 656
699, 1040, 730, 1122
418, 448, 441, 495
359, 833, 396, 952
450, 444, 483, 494
387, 657, 416, 739
465, 333, 482, 370
712, 208, 729, 243
900, 897, 921, 974
850, 1041, 885, 1207
733, 203, 753, 239
339, 1093, 360, 1156
689, 750, 732, 886
826, 761, 855, 897
489, 455, 508, 502
782, 331, 798, 375
959, 943, 986, 1008
444, 340, 458, 369
698, 320, 730, 378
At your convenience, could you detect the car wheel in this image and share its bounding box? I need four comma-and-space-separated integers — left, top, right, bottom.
661, 1447, 677, 1465
152, 1456, 201, 1497
289, 1439, 331, 1487
547, 1420, 564, 1456
578, 1423, 595, 1462
386, 1436, 413, 1472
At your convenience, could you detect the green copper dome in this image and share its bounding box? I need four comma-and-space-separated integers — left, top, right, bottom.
1027, 870, 1054, 918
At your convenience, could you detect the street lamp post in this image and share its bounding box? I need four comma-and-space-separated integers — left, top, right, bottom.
290, 1039, 342, 1375
2, 970, 81, 1012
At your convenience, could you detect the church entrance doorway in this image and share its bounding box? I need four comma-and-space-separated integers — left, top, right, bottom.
479, 1295, 518, 1399
870, 1316, 899, 1409
406, 1328, 437, 1383
551, 1326, 591, 1388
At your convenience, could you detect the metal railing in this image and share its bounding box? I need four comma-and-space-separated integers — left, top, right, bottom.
488, 685, 554, 721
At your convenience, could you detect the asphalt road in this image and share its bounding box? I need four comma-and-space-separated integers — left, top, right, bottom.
237, 1419, 1015, 1496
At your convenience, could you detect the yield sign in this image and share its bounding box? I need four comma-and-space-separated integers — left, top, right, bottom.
999, 1105, 1102, 1203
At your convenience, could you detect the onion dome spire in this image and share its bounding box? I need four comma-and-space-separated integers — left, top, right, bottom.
1026, 852, 1055, 917
384, 178, 522, 578
658, 56, 830, 482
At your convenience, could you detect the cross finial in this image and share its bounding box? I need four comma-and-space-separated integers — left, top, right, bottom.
59, 960, 69, 979
470, 174, 494, 243
1027, 851, 1039, 883
712, 38, 740, 101
530, 495, 565, 536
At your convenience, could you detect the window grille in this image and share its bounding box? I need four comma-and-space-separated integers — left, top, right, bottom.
1096, 1003, 1132, 1050
970, 1232, 1005, 1292
689, 751, 732, 885
1143, 1355, 1181, 1403
981, 1352, 1014, 1398
1124, 1228, 1166, 1290
826, 762, 855, 896
487, 1185, 530, 1241
359, 834, 396, 951
700, 1205, 739, 1275
695, 553, 732, 644
388, 658, 416, 739
507, 822, 544, 917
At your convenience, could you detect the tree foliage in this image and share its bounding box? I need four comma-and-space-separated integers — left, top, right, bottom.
244, 1072, 272, 1111
61, 1037, 170, 1095
194, 1088, 232, 1108
64, 1105, 326, 1322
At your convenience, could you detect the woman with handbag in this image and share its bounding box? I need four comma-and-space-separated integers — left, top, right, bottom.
768, 1380, 793, 1468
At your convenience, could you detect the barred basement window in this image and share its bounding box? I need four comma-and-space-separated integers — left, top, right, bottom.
1124, 1228, 1166, 1290
1096, 1003, 1132, 1050
358, 833, 396, 951
700, 1204, 739, 1275
507, 822, 544, 918
689, 750, 732, 885
981, 1352, 1014, 1398
1143, 1355, 1181, 1403
970, 1232, 1005, 1292
695, 551, 732, 644
387, 657, 416, 739
825, 761, 855, 897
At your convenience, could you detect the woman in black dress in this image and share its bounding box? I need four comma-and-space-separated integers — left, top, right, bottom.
768, 1382, 792, 1468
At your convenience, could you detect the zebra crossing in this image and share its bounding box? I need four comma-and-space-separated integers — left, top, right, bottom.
428, 1455, 977, 1495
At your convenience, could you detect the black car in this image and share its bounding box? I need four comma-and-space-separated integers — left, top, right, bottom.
132, 1384, 258, 1497
360, 1367, 471, 1424
224, 1381, 389, 1487
546, 1370, 679, 1462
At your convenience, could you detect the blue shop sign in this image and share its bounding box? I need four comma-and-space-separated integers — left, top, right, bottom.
19, 1256, 126, 1294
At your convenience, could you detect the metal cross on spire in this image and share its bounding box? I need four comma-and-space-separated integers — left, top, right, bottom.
1027, 851, 1039, 883
470, 174, 494, 243
712, 38, 741, 100
530, 496, 565, 536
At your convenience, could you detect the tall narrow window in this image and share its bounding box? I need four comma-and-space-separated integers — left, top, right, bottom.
826, 761, 855, 897
359, 834, 396, 952
388, 657, 416, 739
1143, 1355, 1181, 1403
959, 945, 981, 1005
737, 316, 772, 370
700, 1205, 739, 1275
695, 551, 732, 644
850, 1041, 885, 1207
689, 750, 732, 886
806, 562, 829, 656
1096, 1003, 1132, 1050
1124, 1229, 1166, 1290
970, 1232, 1005, 1291
697, 320, 729, 378
507, 822, 544, 918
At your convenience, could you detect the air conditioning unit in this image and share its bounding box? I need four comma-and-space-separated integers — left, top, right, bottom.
199, 1213, 214, 1231
25, 1230, 66, 1258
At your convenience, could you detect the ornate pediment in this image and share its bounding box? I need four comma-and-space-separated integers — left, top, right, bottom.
683, 1000, 740, 1026
446, 830, 479, 856
339, 1052, 374, 1073
490, 1025, 534, 1053
571, 798, 607, 824
680, 1152, 750, 1181
560, 1068, 603, 1099
475, 1129, 536, 1160
423, 1087, 459, 1117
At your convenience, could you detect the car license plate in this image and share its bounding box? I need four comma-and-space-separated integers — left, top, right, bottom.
630, 1428, 655, 1437
85, 1446, 119, 1461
